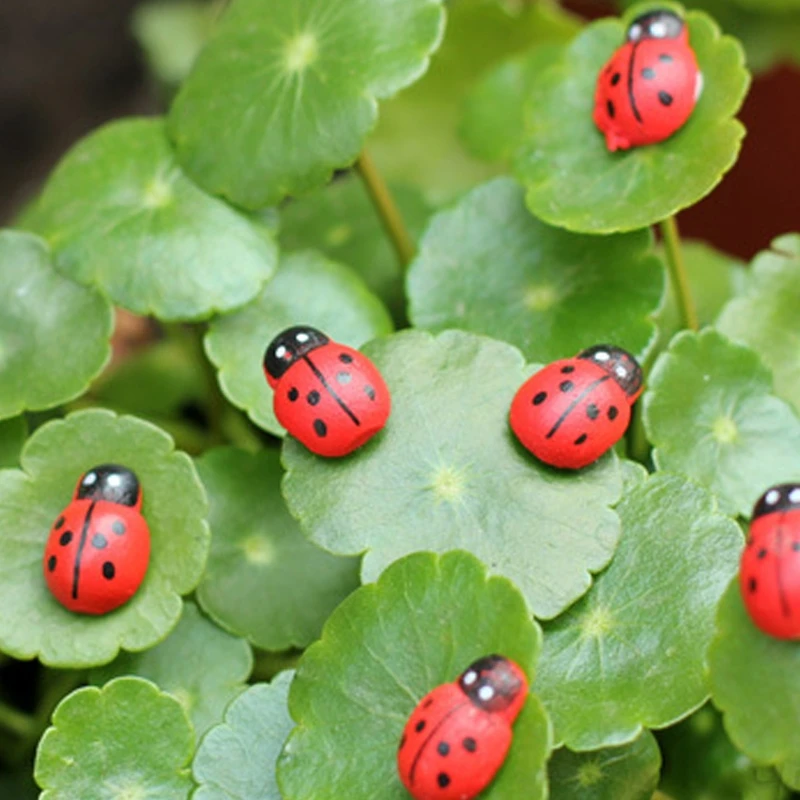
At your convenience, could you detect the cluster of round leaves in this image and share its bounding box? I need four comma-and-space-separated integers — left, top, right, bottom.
3, 0, 800, 798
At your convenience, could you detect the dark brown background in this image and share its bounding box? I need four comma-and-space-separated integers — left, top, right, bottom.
0, 0, 797, 259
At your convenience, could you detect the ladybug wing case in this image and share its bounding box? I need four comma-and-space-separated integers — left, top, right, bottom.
44, 500, 92, 611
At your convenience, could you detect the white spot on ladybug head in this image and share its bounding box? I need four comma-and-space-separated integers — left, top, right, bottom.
478, 685, 495, 702
275, 345, 288, 359
83, 472, 97, 486
107, 474, 122, 488
594, 351, 610, 362
628, 23, 642, 40
462, 670, 477, 686
296, 332, 310, 343
650, 21, 667, 37
615, 365, 628, 378
790, 488, 800, 504
766, 489, 781, 506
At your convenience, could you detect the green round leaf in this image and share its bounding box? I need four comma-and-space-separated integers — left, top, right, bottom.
169, 0, 445, 208
548, 731, 662, 800
658, 704, 789, 800
282, 329, 623, 619
35, 677, 194, 800
710, 581, 800, 791
0, 416, 27, 469
536, 472, 742, 750
644, 329, 800, 517
205, 250, 393, 437
90, 601, 253, 737
24, 118, 278, 321
278, 176, 432, 319
196, 448, 361, 650
514, 5, 750, 233
0, 230, 112, 420
716, 234, 800, 415
407, 178, 665, 363
0, 409, 210, 668
193, 671, 295, 800
277, 550, 550, 800
369, 0, 580, 200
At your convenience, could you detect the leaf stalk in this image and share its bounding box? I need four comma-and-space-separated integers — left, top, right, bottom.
660, 215, 698, 332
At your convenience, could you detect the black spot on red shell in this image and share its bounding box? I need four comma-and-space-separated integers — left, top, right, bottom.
561, 365, 575, 374
364, 385, 376, 401
533, 391, 547, 405
611, 72, 621, 86
749, 577, 757, 593
794, 542, 800, 552
48, 555, 57, 572
659, 90, 674, 106
415, 720, 426, 733
463, 737, 477, 753
758, 548, 768, 559
437, 741, 450, 756
339, 353, 354, 364
102, 562, 115, 580
586, 404, 600, 420
336, 372, 352, 385
642, 67, 656, 79
112, 520, 126, 536
607, 100, 616, 119
92, 533, 108, 549
608, 406, 619, 421
659, 53, 674, 62
307, 390, 320, 406
313, 419, 327, 438
437, 773, 451, 789
288, 387, 299, 402
574, 433, 588, 445
560, 380, 574, 392
423, 698, 434, 708
59, 531, 73, 546
55, 516, 65, 530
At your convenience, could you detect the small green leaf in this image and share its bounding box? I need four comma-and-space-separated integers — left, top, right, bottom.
407, 178, 665, 363
0, 409, 210, 668
169, 0, 445, 208
0, 231, 112, 420
90, 601, 252, 737
35, 677, 194, 800
0, 416, 27, 468
514, 5, 750, 233
196, 448, 360, 650
24, 118, 277, 321
205, 250, 393, 437
716, 234, 800, 415
277, 551, 550, 800
282, 329, 622, 619
193, 672, 295, 800
536, 473, 742, 750
278, 175, 432, 319
369, 0, 580, 199
709, 581, 800, 791
643, 329, 800, 517
548, 731, 662, 800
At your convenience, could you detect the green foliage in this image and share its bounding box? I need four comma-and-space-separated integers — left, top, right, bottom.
515, 4, 750, 233
548, 732, 662, 800
0, 409, 209, 667
0, 231, 112, 420
196, 448, 361, 650
205, 250, 392, 436
283, 329, 623, 619
644, 329, 800, 517
407, 178, 666, 362
709, 582, 800, 791
34, 677, 194, 799
90, 601, 253, 737
24, 118, 278, 321
193, 672, 295, 800
0, 416, 27, 468
277, 551, 550, 799
169, 0, 446, 208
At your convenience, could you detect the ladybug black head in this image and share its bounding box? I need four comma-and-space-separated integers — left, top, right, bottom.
578, 344, 643, 400
263, 326, 329, 386
76, 464, 140, 508
752, 483, 800, 520
627, 10, 684, 42
457, 655, 527, 718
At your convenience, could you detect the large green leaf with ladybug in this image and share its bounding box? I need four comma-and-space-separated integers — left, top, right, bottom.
513, 3, 750, 234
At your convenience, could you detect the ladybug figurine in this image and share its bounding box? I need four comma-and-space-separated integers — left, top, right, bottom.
740, 484, 800, 640
397, 655, 528, 800
263, 325, 391, 457
509, 344, 643, 470
43, 464, 150, 615
594, 9, 702, 152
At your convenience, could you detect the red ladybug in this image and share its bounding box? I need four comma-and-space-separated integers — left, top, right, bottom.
509, 344, 643, 470
43, 465, 150, 615
263, 326, 390, 458
740, 484, 800, 640
594, 9, 702, 152
397, 655, 528, 800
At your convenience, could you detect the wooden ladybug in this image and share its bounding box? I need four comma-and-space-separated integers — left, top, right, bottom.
43, 465, 150, 615
740, 484, 800, 640
397, 655, 528, 800
593, 9, 702, 152
263, 325, 391, 458
509, 344, 643, 470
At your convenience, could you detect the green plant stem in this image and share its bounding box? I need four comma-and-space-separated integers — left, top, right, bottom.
356, 149, 416, 269
660, 215, 698, 332
0, 700, 35, 739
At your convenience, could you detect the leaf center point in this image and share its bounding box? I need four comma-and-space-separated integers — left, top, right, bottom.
581, 605, 613, 638
242, 534, 275, 565
524, 284, 558, 311
577, 760, 604, 787
712, 415, 738, 444
142, 178, 173, 209
429, 465, 466, 504
284, 32, 319, 73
